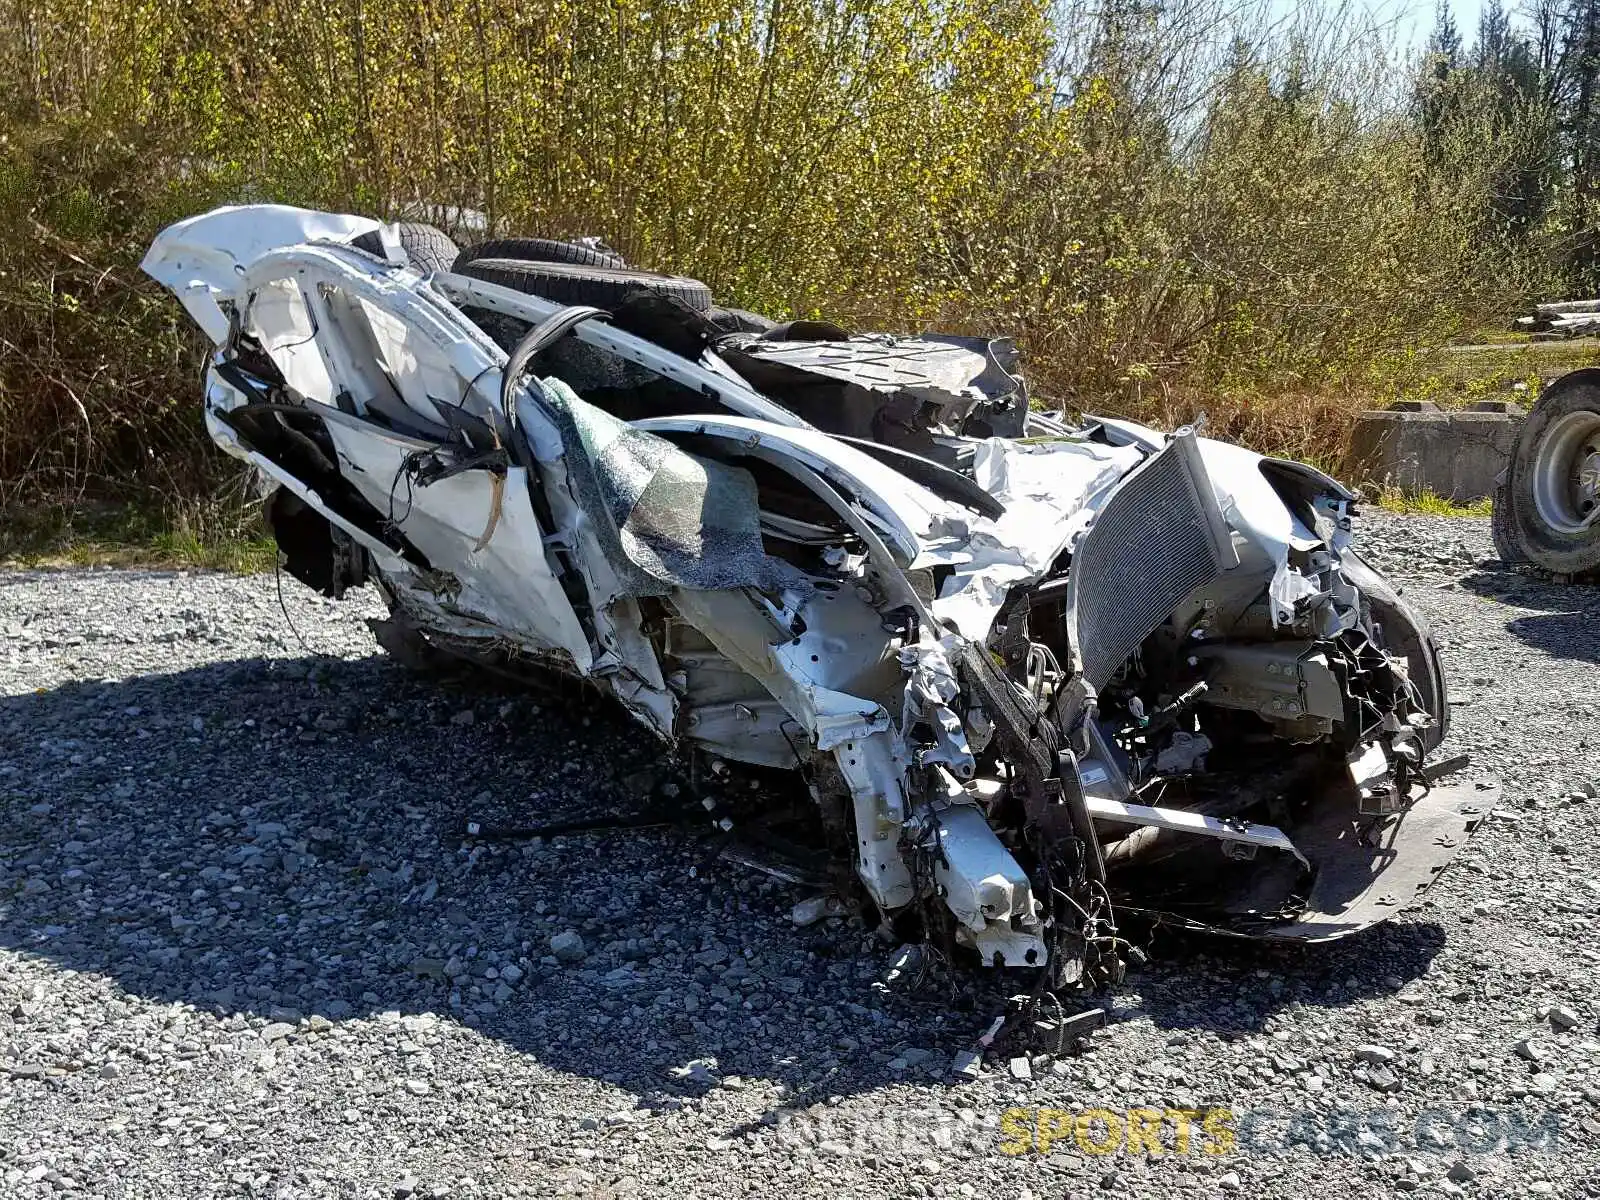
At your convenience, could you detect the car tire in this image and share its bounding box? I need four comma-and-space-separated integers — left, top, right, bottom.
454, 237, 625, 271
350, 222, 459, 274
458, 306, 532, 353
455, 256, 714, 312
1500, 377, 1600, 577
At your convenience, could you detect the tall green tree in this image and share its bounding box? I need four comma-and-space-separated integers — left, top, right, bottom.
1419, 0, 1464, 167
1564, 0, 1600, 287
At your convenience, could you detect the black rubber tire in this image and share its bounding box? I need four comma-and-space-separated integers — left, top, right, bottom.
456, 256, 713, 312
351, 222, 459, 274
705, 306, 777, 335
1341, 551, 1450, 754
454, 237, 625, 271
1490, 484, 1527, 565
1500, 377, 1600, 577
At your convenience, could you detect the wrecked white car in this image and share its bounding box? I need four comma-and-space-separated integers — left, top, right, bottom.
143, 206, 1489, 989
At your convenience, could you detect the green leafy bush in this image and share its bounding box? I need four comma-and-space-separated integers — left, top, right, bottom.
0, 0, 1559, 516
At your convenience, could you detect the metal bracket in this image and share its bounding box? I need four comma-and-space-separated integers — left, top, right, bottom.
1084, 795, 1310, 870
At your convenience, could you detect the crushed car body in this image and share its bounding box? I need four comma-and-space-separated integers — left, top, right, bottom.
143, 205, 1491, 988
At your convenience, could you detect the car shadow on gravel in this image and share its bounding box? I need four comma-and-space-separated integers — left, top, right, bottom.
1126, 920, 1447, 1034
1456, 565, 1600, 612
0, 652, 1448, 1106
1455, 568, 1600, 663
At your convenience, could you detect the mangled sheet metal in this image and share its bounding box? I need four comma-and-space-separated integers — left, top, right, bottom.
143, 204, 1482, 993
720, 332, 1023, 409
719, 332, 1029, 455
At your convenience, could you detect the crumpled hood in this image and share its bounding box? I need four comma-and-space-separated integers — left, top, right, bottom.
636, 411, 1317, 643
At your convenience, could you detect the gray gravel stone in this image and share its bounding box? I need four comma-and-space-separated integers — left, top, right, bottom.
549, 930, 587, 963
1516, 1037, 1547, 1062
1547, 1004, 1581, 1031
2, 515, 1598, 1197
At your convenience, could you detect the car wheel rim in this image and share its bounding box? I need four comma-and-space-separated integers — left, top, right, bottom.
1532, 410, 1600, 534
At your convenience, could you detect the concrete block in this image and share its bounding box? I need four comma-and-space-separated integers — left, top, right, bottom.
1466, 399, 1527, 416
1345, 408, 1524, 503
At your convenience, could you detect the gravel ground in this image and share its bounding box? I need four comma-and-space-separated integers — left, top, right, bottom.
2, 513, 1598, 1199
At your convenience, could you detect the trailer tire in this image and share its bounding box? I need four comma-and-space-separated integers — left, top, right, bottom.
1500, 377, 1600, 578
1490, 485, 1526, 565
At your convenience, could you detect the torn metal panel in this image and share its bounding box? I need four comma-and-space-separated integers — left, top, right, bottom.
662, 583, 916, 909
929, 436, 1144, 642
201, 388, 409, 580
233, 246, 507, 427
1195, 435, 1324, 623
142, 204, 383, 341
663, 587, 892, 753
321, 428, 586, 656
899, 632, 976, 779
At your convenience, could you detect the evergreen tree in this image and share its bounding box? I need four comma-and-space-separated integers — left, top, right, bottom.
1419, 0, 1464, 166
1566, 0, 1600, 286
1475, 0, 1558, 240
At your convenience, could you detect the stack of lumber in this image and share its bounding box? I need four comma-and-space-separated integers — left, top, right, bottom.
1515, 300, 1600, 340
